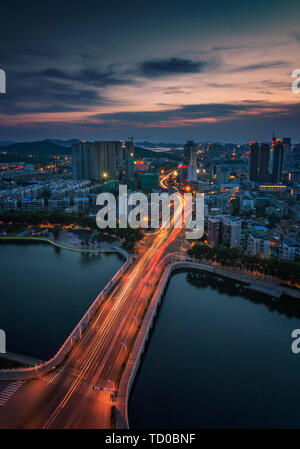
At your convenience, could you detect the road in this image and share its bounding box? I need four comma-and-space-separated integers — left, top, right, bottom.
0, 174, 190, 429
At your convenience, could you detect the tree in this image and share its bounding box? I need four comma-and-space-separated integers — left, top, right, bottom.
52, 225, 60, 240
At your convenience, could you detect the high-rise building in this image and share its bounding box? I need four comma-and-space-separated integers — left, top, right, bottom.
216, 165, 230, 184
183, 140, 197, 181
258, 143, 270, 183
72, 141, 94, 180
221, 216, 241, 248
249, 141, 270, 183
184, 140, 196, 164
125, 140, 135, 183
272, 140, 284, 184
282, 137, 291, 162
92, 141, 117, 182
249, 141, 260, 182
208, 216, 221, 246
114, 140, 123, 168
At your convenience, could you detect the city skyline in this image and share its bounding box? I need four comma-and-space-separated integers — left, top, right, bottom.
0, 0, 300, 142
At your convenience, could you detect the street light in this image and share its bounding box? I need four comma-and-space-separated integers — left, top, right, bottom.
108, 380, 115, 390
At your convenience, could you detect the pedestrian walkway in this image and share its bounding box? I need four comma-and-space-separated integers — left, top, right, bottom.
0, 381, 23, 406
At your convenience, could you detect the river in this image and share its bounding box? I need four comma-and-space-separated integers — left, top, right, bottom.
129, 270, 300, 428
0, 242, 123, 360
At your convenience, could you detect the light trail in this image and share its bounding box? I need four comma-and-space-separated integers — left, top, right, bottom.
41, 168, 191, 429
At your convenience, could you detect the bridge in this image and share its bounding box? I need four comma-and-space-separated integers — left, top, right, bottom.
0, 173, 191, 429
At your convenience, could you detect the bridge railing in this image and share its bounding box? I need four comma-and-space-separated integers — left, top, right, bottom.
0, 247, 132, 378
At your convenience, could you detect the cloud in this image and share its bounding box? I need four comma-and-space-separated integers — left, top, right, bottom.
138, 57, 207, 77
232, 60, 287, 72
89, 101, 280, 127
211, 44, 251, 52
23, 67, 131, 88
0, 72, 110, 115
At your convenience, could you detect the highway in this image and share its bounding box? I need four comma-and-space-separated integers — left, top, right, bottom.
0, 173, 190, 429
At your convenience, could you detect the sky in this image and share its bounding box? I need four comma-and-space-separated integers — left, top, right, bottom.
0, 0, 300, 143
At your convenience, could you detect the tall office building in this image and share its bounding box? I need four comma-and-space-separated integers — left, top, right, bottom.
249, 141, 270, 183
258, 143, 270, 183
72, 141, 94, 180
92, 141, 117, 182
184, 140, 196, 163
216, 165, 230, 184
114, 140, 123, 168
249, 141, 260, 182
282, 137, 291, 162
125, 140, 135, 183
272, 140, 284, 184
184, 140, 197, 181
208, 216, 221, 246
184, 140, 197, 164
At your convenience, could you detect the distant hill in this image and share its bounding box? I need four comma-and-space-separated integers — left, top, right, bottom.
0, 141, 15, 147
0, 141, 71, 155
43, 138, 81, 147
136, 141, 183, 148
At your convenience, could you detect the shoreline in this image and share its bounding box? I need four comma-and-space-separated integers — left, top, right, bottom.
0, 238, 130, 373
117, 256, 300, 429
0, 236, 122, 255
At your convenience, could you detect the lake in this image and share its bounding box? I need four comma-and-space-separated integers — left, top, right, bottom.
0, 242, 123, 360
129, 270, 300, 428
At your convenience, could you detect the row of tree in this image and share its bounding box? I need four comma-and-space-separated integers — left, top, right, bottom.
188, 244, 300, 285
0, 210, 143, 251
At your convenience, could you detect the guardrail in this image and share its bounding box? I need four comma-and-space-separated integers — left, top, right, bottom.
0, 247, 132, 380
118, 254, 299, 429
117, 252, 184, 428
0, 236, 127, 255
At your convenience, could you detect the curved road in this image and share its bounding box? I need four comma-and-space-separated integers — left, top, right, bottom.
0, 174, 190, 429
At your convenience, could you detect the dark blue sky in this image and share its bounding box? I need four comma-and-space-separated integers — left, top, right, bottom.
0, 0, 300, 142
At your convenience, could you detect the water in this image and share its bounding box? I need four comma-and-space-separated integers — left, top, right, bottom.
0, 242, 123, 360
129, 270, 300, 428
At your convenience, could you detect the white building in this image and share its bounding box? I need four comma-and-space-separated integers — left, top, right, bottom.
48, 198, 71, 211
282, 239, 300, 260
248, 233, 271, 258
0, 199, 17, 211
21, 198, 44, 211
74, 197, 89, 212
